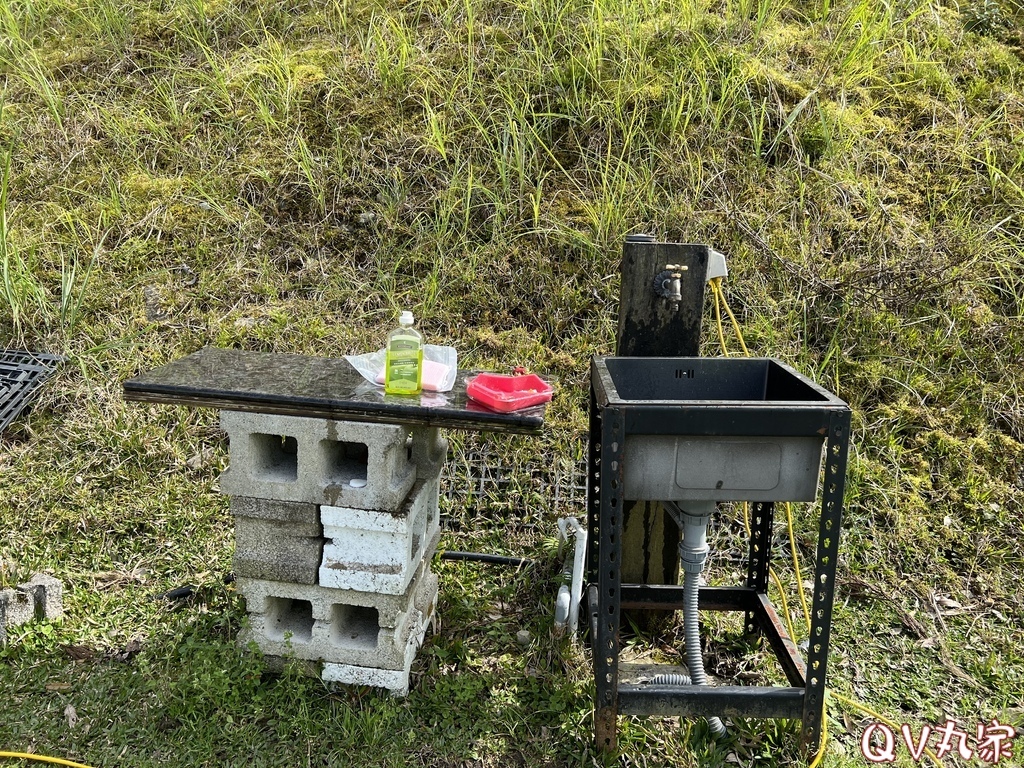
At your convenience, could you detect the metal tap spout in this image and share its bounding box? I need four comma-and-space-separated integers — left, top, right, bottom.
654, 264, 688, 311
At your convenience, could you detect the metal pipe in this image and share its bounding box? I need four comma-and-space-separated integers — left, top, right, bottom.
438, 551, 534, 568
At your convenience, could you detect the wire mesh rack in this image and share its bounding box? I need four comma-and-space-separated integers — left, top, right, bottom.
0, 350, 62, 434
440, 447, 588, 519
435, 436, 798, 589
435, 436, 790, 567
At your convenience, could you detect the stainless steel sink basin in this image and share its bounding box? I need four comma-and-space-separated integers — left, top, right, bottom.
593, 357, 846, 502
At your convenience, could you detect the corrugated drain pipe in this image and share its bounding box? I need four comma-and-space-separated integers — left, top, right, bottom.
665, 500, 727, 738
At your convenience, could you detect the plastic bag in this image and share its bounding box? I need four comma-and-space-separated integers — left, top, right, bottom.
345, 345, 458, 393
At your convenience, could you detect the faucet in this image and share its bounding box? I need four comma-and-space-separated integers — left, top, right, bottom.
654, 264, 688, 312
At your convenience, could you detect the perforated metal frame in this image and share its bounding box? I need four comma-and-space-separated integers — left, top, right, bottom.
0, 350, 62, 434
587, 356, 851, 755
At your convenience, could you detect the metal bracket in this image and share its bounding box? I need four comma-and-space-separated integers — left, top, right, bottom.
553, 517, 588, 635
707, 249, 728, 281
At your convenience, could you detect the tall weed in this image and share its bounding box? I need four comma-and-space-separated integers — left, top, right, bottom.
0, 143, 46, 337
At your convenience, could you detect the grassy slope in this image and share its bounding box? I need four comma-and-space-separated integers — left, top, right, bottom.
1, 0, 1023, 764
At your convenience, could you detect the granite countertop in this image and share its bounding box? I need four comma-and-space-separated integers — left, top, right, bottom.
123, 347, 547, 434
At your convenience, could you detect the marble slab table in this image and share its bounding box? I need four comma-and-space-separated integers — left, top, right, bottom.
123, 346, 546, 433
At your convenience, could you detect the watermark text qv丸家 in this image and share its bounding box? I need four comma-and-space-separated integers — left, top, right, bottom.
861, 719, 1017, 763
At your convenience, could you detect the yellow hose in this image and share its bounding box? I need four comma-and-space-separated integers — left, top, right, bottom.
830, 694, 945, 768
807, 699, 829, 768
769, 567, 799, 645
710, 280, 730, 357
712, 280, 931, 768
0, 752, 97, 768
785, 502, 812, 633
713, 277, 750, 356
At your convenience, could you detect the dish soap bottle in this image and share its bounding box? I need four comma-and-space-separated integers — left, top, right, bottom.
384, 310, 423, 395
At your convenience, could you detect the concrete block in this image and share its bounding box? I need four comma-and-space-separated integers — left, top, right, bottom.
0, 574, 63, 639
322, 586, 436, 697
219, 411, 416, 510
30, 573, 63, 622
242, 588, 435, 672
233, 516, 324, 585
0, 588, 34, 635
318, 525, 441, 596
321, 662, 414, 696
23, 574, 63, 620
321, 604, 433, 697
318, 477, 441, 594
231, 497, 323, 585
230, 496, 321, 527
408, 427, 448, 479
237, 562, 437, 674
235, 558, 436, 635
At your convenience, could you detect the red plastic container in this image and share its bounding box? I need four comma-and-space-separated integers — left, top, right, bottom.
466, 373, 553, 413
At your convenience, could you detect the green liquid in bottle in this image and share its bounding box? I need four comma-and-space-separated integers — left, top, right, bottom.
385, 312, 423, 395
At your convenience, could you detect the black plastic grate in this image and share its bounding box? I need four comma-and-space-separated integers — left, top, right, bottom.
0, 350, 62, 434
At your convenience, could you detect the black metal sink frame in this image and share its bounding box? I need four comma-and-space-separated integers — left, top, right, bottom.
586, 356, 851, 754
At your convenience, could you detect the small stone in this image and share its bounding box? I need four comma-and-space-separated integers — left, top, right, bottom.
357, 212, 376, 225
2, 587, 36, 628
29, 573, 63, 620
516, 630, 531, 646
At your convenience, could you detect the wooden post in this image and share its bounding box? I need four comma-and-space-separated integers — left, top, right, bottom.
616, 237, 709, 611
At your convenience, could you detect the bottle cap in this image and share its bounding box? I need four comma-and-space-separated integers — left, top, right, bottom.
399, 310, 414, 325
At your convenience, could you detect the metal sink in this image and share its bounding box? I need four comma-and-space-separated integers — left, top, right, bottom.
592, 357, 846, 502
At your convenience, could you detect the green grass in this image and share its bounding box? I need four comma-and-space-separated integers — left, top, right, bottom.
1, 0, 1023, 764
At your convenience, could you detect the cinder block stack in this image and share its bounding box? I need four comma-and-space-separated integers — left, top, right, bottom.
220, 411, 447, 695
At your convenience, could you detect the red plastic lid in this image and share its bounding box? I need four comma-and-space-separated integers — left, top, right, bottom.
466, 373, 553, 413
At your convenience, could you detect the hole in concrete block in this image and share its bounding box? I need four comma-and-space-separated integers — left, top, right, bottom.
250, 434, 299, 482
322, 440, 369, 486
330, 604, 379, 650
265, 597, 313, 643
